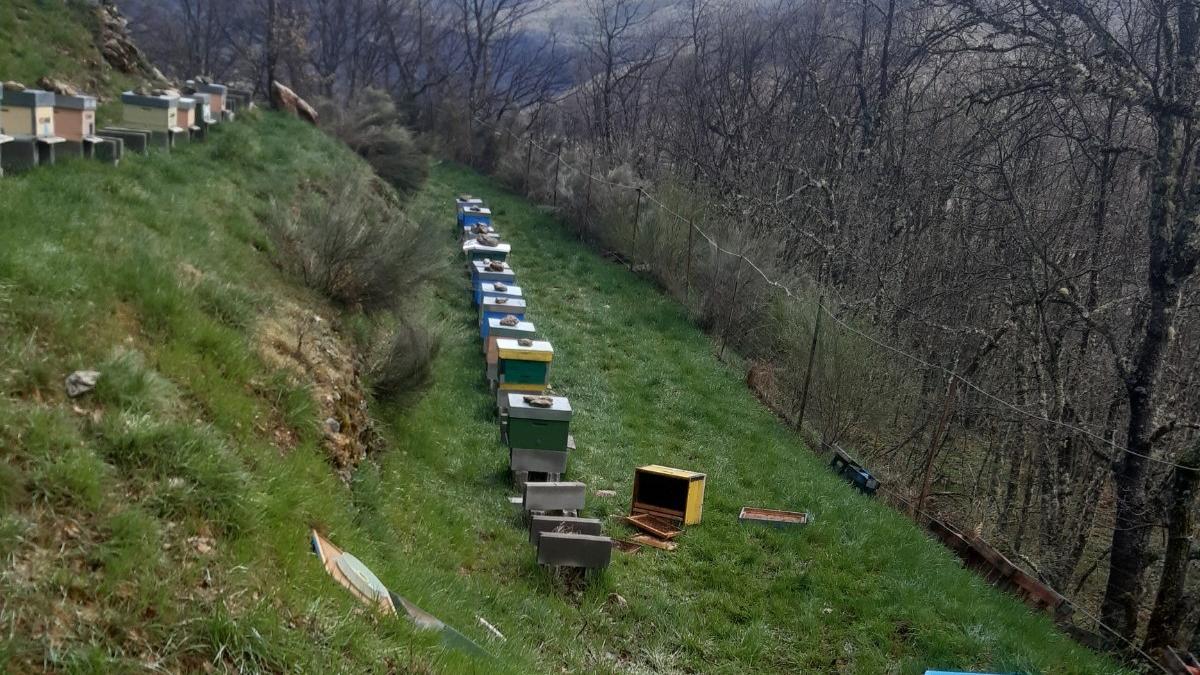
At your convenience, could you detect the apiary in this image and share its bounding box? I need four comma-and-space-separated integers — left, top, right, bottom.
507, 394, 571, 453
631, 465, 706, 526
471, 259, 516, 305
1, 88, 57, 139
479, 297, 526, 340
460, 205, 492, 229
463, 235, 511, 262
52, 93, 100, 158
497, 338, 553, 392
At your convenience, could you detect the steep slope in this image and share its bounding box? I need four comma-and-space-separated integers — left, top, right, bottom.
356, 163, 1129, 674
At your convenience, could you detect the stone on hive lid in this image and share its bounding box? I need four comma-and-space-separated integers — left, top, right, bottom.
487, 261, 506, 272
508, 393, 571, 421
477, 234, 499, 246
524, 395, 553, 408
500, 315, 519, 326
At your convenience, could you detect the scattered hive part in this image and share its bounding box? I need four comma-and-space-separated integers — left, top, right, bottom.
528, 516, 603, 546
737, 507, 810, 528
631, 465, 706, 526
536, 532, 613, 571
828, 447, 880, 496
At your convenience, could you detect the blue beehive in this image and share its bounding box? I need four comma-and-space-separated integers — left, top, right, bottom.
471, 259, 516, 305
479, 296, 527, 340
461, 205, 492, 229
456, 196, 485, 227
829, 448, 880, 496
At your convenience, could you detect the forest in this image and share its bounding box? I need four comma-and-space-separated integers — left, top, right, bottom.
117, 0, 1200, 663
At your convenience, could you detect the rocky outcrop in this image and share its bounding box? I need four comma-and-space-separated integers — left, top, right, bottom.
93, 1, 167, 84
271, 81, 319, 125
36, 77, 79, 97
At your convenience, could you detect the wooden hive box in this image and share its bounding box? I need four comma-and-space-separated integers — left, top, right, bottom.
463, 236, 511, 262
189, 92, 216, 125
188, 81, 227, 117
471, 260, 516, 304
51, 94, 98, 142
507, 393, 571, 452
497, 338, 553, 391
175, 97, 199, 133
1, 88, 58, 139
479, 297, 526, 340
460, 205, 492, 228
632, 465, 706, 526
121, 92, 180, 132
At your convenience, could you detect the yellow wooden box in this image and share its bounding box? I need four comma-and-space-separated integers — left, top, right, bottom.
496, 339, 553, 362
632, 465, 706, 525
121, 92, 179, 131
1, 89, 57, 137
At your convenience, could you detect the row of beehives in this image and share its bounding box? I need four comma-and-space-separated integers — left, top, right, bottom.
0, 79, 249, 175
456, 196, 713, 576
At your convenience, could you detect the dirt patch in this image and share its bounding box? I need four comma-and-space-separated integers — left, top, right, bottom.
255, 298, 373, 475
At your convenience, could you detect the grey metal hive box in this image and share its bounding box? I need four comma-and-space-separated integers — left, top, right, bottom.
523, 481, 586, 512
480, 282, 522, 301
463, 237, 511, 262
98, 128, 150, 155
537, 532, 612, 570
528, 516, 603, 546
511, 447, 569, 475
486, 318, 536, 341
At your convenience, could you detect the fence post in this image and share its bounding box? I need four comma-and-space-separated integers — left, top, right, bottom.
524, 137, 534, 195
796, 294, 823, 432
584, 152, 595, 241
685, 220, 695, 304
631, 188, 643, 269
913, 368, 960, 519
553, 148, 562, 206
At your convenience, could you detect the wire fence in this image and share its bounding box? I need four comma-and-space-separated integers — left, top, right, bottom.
462, 114, 1186, 673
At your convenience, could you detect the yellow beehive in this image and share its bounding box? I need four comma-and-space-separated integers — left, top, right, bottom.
632, 465, 706, 525
1, 89, 56, 138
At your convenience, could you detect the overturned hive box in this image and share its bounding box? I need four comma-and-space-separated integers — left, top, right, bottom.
632, 465, 706, 526
507, 393, 571, 453
829, 448, 880, 496
479, 297, 526, 340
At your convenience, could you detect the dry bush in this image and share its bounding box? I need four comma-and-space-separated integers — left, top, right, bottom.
368, 316, 441, 401
268, 167, 443, 311
319, 90, 429, 195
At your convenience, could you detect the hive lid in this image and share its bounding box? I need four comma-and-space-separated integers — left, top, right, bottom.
463, 239, 511, 254
486, 318, 535, 337
4, 88, 55, 107
121, 92, 178, 109
481, 283, 522, 296
187, 81, 228, 95
462, 205, 492, 216
482, 296, 526, 311
496, 338, 553, 360
53, 94, 97, 110
176, 97, 197, 110
335, 552, 389, 603
508, 393, 572, 421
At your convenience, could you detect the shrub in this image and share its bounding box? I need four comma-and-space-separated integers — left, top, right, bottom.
319, 89, 429, 195
267, 167, 443, 311
368, 316, 441, 401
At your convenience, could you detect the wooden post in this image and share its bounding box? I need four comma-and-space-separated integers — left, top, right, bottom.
553, 148, 561, 206
685, 220, 695, 304
524, 137, 534, 195
913, 368, 959, 518
796, 294, 823, 431
583, 152, 595, 240
631, 188, 643, 269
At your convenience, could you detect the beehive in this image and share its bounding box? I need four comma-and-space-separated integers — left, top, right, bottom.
1, 88, 57, 138
632, 465, 706, 525
463, 236, 511, 262
121, 92, 180, 132
496, 338, 552, 391
456, 196, 484, 227
484, 317, 535, 379
460, 205, 492, 228
0, 89, 12, 175
176, 97, 198, 133
51, 94, 97, 142
187, 81, 227, 118
468, 257, 516, 302
190, 92, 216, 125
479, 297, 526, 340
507, 394, 571, 453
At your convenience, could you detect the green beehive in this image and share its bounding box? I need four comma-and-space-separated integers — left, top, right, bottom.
497, 338, 552, 391
507, 393, 571, 452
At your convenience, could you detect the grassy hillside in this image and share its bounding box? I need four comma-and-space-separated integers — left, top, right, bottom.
359, 163, 1130, 674
0, 115, 495, 673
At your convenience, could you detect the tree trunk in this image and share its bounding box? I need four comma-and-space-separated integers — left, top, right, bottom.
1144, 440, 1200, 654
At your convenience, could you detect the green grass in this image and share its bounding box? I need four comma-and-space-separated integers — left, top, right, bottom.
349, 162, 1130, 674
